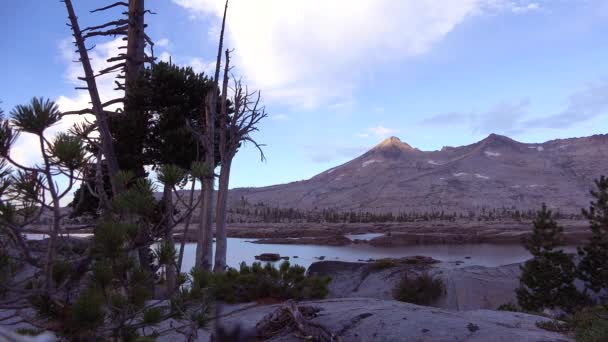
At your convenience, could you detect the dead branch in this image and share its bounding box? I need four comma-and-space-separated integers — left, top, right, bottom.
256, 301, 341, 341
90, 1, 128, 13
82, 19, 128, 33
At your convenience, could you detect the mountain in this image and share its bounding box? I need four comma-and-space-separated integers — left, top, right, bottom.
228, 133, 608, 214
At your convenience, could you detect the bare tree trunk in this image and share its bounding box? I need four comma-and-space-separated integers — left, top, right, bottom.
178, 179, 196, 273
213, 157, 232, 272
39, 136, 61, 293
162, 183, 176, 296
199, 172, 214, 270
213, 48, 231, 272
195, 0, 229, 270
124, 0, 146, 95
63, 0, 120, 195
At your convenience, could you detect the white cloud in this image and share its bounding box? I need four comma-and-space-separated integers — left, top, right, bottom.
11, 38, 125, 168
157, 37, 170, 47
189, 57, 216, 75
172, 0, 502, 108
369, 125, 398, 139
271, 114, 291, 121
513, 3, 540, 13
159, 51, 172, 63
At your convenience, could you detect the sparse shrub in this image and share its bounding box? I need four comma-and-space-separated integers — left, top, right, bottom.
497, 302, 520, 312
15, 328, 43, 336
65, 287, 105, 336
371, 258, 399, 271
535, 320, 569, 333
570, 306, 608, 342
52, 259, 73, 287
393, 273, 444, 305
189, 261, 331, 304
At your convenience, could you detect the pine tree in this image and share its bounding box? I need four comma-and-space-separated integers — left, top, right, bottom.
578, 176, 608, 304
516, 204, 587, 313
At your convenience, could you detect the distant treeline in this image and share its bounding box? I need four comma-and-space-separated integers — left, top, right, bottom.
227, 201, 583, 224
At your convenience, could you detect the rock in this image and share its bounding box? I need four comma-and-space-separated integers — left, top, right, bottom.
168, 298, 571, 341
254, 253, 281, 262
250, 235, 351, 246
315, 256, 326, 260
308, 260, 523, 311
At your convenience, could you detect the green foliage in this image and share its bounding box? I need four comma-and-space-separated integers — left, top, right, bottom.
30, 294, 62, 320
517, 204, 588, 313
66, 288, 105, 335
154, 241, 177, 266
0, 114, 16, 157
15, 328, 43, 336
133, 61, 214, 170
393, 273, 444, 305
578, 176, 608, 304
188, 261, 330, 304
535, 320, 569, 333
112, 178, 157, 216
93, 221, 135, 258
10, 97, 61, 135
51, 259, 73, 287
0, 251, 16, 296
142, 307, 165, 325
497, 302, 520, 312
371, 258, 399, 271
49, 133, 85, 170
191, 161, 213, 180
156, 164, 185, 187
571, 306, 608, 342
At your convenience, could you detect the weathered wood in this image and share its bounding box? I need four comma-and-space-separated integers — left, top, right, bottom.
63, 0, 121, 195
256, 301, 341, 341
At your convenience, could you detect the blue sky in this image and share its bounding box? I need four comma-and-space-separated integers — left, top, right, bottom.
1, 0, 608, 191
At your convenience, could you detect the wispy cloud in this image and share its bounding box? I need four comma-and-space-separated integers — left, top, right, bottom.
420, 78, 608, 135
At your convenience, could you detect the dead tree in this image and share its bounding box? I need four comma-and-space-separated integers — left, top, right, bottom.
214, 65, 267, 272
62, 0, 121, 194
196, 0, 229, 270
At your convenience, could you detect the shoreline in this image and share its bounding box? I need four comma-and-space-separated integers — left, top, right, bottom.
22, 219, 592, 247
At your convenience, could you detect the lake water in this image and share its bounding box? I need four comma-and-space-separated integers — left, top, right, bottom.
26, 233, 575, 271
178, 238, 577, 272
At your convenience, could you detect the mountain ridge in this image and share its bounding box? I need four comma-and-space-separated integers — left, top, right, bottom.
228, 133, 608, 214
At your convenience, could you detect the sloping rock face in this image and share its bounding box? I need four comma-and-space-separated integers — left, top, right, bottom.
435, 264, 521, 311
171, 298, 570, 341
307, 260, 521, 311
228, 133, 608, 213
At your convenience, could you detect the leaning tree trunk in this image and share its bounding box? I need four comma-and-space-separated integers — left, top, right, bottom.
63, 0, 120, 194
213, 157, 232, 272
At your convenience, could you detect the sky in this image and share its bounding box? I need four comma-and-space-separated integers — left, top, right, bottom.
1, 0, 608, 192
